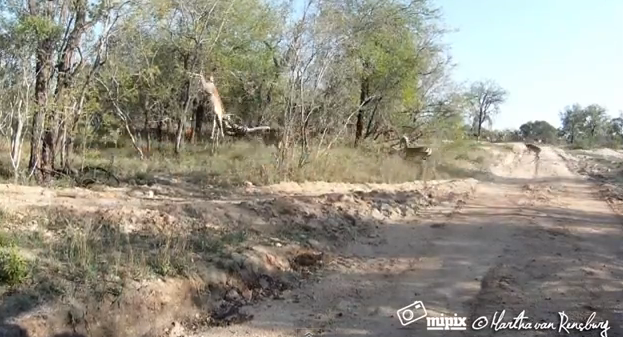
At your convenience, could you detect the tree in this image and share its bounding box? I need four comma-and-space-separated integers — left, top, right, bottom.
607, 113, 623, 145
582, 104, 608, 144
0, 0, 497, 185
559, 103, 609, 147
519, 120, 558, 144
314, 0, 454, 146
1, 0, 129, 180
465, 80, 508, 141
559, 104, 584, 145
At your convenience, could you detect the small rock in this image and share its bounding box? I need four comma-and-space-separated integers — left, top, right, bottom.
367, 307, 380, 316
380, 204, 393, 214
302, 221, 322, 231
307, 239, 323, 250
371, 208, 384, 220
339, 194, 355, 203
168, 321, 185, 337
225, 289, 242, 302
401, 206, 416, 217
259, 277, 271, 290
241, 288, 253, 301
336, 300, 354, 312
293, 252, 323, 267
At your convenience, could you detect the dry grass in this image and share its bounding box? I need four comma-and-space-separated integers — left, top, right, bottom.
0, 205, 260, 336
1, 210, 169, 289
0, 137, 499, 188
0, 205, 259, 332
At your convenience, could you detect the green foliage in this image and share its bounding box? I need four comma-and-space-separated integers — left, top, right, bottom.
559, 103, 614, 148
519, 120, 558, 143
0, 0, 506, 182
311, 0, 456, 139
15, 16, 63, 42
0, 245, 29, 286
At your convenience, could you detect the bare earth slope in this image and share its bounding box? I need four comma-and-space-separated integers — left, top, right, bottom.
197, 143, 623, 337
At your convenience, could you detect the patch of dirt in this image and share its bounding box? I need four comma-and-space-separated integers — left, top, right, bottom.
1, 175, 468, 337
1, 238, 324, 337
180, 144, 623, 337
564, 147, 623, 218
4, 143, 623, 337
576, 148, 623, 160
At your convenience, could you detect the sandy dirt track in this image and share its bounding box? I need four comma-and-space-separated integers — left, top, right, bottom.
196, 143, 623, 337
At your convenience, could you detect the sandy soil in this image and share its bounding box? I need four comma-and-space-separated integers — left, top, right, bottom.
1, 143, 622, 337
575, 148, 623, 161
192, 143, 623, 337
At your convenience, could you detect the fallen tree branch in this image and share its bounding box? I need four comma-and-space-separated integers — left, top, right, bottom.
37, 165, 120, 187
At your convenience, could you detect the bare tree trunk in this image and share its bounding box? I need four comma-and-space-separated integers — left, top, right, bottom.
10, 98, 26, 183
26, 1, 57, 180
27, 109, 44, 176
11, 117, 25, 182
175, 118, 184, 154
52, 0, 92, 172
28, 62, 52, 177
175, 79, 191, 155
157, 118, 164, 148
140, 92, 151, 156
354, 77, 370, 147
123, 122, 144, 160
59, 113, 69, 167
364, 98, 382, 139
191, 100, 205, 144
196, 102, 205, 143
477, 109, 483, 141
189, 99, 196, 144
144, 110, 151, 156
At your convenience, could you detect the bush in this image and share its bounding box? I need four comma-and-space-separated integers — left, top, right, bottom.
0, 247, 29, 286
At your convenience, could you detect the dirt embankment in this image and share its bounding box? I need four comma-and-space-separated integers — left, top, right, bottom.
3, 143, 623, 337
559, 147, 623, 215
187, 143, 623, 337
0, 169, 476, 337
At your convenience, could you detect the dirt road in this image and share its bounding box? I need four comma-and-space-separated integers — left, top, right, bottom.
199, 143, 623, 337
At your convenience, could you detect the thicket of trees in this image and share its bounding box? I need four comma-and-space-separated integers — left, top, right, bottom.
0, 0, 515, 183
1, 0, 618, 185
512, 104, 623, 149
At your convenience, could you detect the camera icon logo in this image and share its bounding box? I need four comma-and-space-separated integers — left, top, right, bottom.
396, 301, 428, 326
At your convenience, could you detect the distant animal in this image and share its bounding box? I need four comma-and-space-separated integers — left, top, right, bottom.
524, 142, 541, 161
399, 135, 432, 161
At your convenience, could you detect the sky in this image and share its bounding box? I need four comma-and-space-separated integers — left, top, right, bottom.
438, 0, 623, 130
